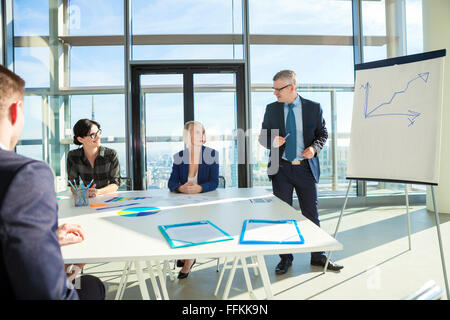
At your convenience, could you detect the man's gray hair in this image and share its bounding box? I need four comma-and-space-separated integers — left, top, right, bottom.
273, 70, 298, 88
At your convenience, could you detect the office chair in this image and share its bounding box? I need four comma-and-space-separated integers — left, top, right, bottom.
119, 176, 132, 190
218, 175, 226, 189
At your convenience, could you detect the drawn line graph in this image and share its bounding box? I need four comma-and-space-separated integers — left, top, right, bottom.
361, 72, 429, 126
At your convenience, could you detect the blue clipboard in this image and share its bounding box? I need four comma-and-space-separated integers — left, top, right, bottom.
239, 219, 305, 245
158, 220, 233, 249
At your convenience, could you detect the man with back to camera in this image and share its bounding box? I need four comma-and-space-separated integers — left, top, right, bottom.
259, 70, 344, 274
0, 65, 105, 299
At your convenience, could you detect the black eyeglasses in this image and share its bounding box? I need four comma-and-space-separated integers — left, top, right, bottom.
87, 129, 102, 139
272, 84, 292, 92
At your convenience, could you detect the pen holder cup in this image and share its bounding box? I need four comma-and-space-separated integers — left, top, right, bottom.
74, 189, 89, 207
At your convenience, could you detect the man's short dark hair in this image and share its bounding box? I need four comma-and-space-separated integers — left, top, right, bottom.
0, 65, 25, 118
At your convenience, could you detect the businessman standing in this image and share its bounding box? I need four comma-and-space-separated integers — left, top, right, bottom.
259, 70, 343, 274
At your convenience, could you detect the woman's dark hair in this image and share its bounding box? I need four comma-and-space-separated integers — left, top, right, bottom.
73, 119, 101, 145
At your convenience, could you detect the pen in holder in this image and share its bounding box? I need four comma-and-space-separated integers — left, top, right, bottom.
74, 188, 89, 207
69, 178, 93, 207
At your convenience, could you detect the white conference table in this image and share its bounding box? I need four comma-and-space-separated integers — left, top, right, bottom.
58, 187, 342, 300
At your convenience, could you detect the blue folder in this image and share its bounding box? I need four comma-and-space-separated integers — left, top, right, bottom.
239, 219, 305, 245
158, 220, 233, 249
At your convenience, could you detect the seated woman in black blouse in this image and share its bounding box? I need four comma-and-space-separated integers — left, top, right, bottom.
67, 119, 120, 198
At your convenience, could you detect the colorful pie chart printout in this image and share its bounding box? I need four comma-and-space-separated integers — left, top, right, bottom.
117, 206, 161, 217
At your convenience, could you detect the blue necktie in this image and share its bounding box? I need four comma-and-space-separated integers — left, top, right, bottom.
285, 103, 297, 161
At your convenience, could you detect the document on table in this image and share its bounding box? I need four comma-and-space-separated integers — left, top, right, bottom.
166, 194, 216, 206
239, 219, 305, 244
159, 220, 233, 248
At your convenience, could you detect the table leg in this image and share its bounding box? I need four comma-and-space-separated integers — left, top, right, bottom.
216, 257, 221, 272
222, 256, 239, 300
251, 256, 259, 277
154, 260, 170, 300
214, 257, 228, 296
324, 179, 352, 273
134, 260, 150, 300
241, 256, 256, 300
164, 260, 175, 282
256, 255, 273, 300
145, 261, 162, 300
115, 260, 131, 300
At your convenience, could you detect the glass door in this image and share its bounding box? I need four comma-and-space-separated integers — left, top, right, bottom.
193, 73, 238, 187
142, 74, 185, 189
130, 62, 247, 190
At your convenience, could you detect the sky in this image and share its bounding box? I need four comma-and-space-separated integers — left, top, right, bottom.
12, 0, 423, 162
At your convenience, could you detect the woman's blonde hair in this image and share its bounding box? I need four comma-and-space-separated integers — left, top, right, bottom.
183, 120, 206, 146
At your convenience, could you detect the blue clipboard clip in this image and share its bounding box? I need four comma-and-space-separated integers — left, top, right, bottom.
239, 219, 305, 245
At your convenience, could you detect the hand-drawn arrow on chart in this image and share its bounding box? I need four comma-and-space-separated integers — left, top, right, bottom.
361, 72, 429, 127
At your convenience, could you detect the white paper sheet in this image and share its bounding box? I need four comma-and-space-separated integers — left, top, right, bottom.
161, 221, 232, 247
241, 220, 303, 243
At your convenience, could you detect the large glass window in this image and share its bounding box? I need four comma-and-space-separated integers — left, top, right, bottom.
249, 0, 352, 36
362, 0, 423, 60
194, 73, 239, 188
133, 45, 243, 61
132, 0, 242, 35
69, 46, 124, 87
13, 0, 49, 36
361, 0, 424, 196
250, 45, 354, 85
68, 0, 124, 35
131, 0, 243, 60
250, 91, 272, 187
405, 0, 425, 195
9, 0, 424, 198
15, 96, 44, 161
362, 0, 387, 63
249, 0, 356, 196
406, 0, 423, 54
69, 94, 127, 178
14, 47, 50, 88
12, 0, 127, 191
142, 74, 185, 189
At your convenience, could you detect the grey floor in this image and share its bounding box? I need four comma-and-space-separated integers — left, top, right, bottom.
81, 205, 450, 300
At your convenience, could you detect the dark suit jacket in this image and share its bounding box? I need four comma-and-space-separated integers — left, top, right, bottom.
0, 149, 78, 299
168, 146, 219, 193
258, 95, 328, 183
